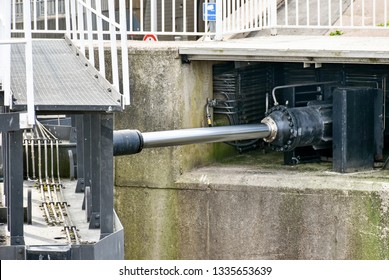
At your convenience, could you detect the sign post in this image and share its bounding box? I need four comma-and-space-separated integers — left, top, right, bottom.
203, 1, 222, 41
203, 2, 217, 21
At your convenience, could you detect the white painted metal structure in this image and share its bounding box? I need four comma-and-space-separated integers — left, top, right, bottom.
220, 0, 389, 35
10, 0, 134, 107
275, 0, 389, 30
64, 0, 131, 105
10, 1, 389, 37
1, 0, 35, 127
5, 0, 389, 113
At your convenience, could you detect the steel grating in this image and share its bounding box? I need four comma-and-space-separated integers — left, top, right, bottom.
11, 39, 122, 112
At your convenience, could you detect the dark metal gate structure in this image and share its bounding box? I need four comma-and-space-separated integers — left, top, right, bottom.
0, 37, 124, 260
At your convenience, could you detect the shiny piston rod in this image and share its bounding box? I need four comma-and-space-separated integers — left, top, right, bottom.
113, 103, 332, 156
113, 124, 271, 156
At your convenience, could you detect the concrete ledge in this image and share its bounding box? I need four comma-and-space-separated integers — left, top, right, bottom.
115, 150, 389, 259
179, 35, 389, 64
173, 155, 389, 259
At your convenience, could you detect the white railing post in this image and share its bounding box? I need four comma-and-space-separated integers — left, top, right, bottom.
33, 0, 37, 31
44, 0, 48, 30
55, 0, 59, 30
119, 0, 130, 105
24, 0, 35, 126
0, 0, 11, 107
12, 0, 16, 31
70, 0, 77, 41
108, 0, 119, 91
150, 0, 157, 33
215, 0, 223, 40
77, 0, 85, 55
65, 0, 71, 38
129, 0, 133, 32
270, 0, 277, 35
96, 0, 106, 79
86, 0, 94, 67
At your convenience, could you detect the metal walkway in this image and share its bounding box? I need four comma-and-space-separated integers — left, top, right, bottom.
11, 38, 122, 112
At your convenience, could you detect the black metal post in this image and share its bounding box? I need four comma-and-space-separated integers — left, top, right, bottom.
83, 114, 92, 193
89, 113, 101, 229
3, 133, 10, 230
75, 115, 85, 193
100, 113, 114, 239
8, 130, 25, 246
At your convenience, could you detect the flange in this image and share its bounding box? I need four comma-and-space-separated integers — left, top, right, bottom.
261, 116, 278, 143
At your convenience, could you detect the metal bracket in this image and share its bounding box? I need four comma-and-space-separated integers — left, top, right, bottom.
181, 54, 191, 64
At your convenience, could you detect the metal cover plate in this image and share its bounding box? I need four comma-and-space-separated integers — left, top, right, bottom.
11, 39, 122, 112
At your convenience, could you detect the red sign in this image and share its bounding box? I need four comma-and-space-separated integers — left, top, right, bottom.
143, 34, 158, 41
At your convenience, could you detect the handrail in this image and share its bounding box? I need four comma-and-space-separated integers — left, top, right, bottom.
10, 1, 389, 38
275, 0, 389, 31
66, 0, 130, 106
1, 0, 35, 127
11, 0, 67, 35
10, 0, 132, 107
24, 0, 35, 126
6, 0, 389, 113
0, 1, 12, 107
76, 0, 121, 29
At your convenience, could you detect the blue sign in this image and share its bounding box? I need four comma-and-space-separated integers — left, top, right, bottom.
203, 3, 216, 21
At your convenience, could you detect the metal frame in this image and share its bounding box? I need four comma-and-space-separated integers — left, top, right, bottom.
1, 110, 123, 259
1, 0, 34, 258
76, 113, 114, 235
74, 113, 115, 239
10, 1, 389, 42
276, 0, 389, 30
1, 0, 123, 259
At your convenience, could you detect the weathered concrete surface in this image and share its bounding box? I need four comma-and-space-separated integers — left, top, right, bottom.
113, 45, 235, 259
174, 152, 389, 259
116, 141, 389, 259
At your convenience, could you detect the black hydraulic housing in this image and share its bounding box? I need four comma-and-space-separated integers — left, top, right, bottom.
113, 87, 383, 173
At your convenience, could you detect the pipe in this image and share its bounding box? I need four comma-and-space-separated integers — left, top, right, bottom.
113, 124, 271, 156
142, 124, 271, 148
271, 81, 337, 106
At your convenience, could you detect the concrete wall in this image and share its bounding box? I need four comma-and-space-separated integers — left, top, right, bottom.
113, 44, 235, 259
174, 163, 389, 259
113, 44, 389, 260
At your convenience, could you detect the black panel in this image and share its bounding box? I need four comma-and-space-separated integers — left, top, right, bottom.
333, 87, 375, 173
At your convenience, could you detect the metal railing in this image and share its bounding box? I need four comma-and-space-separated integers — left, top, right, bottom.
125, 0, 220, 37
220, 0, 389, 35
2, 0, 35, 127
10, 1, 389, 38
276, 0, 389, 30
64, 0, 130, 105
221, 0, 276, 35
12, 0, 67, 34
10, 0, 131, 105
6, 0, 389, 112
10, 0, 223, 38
